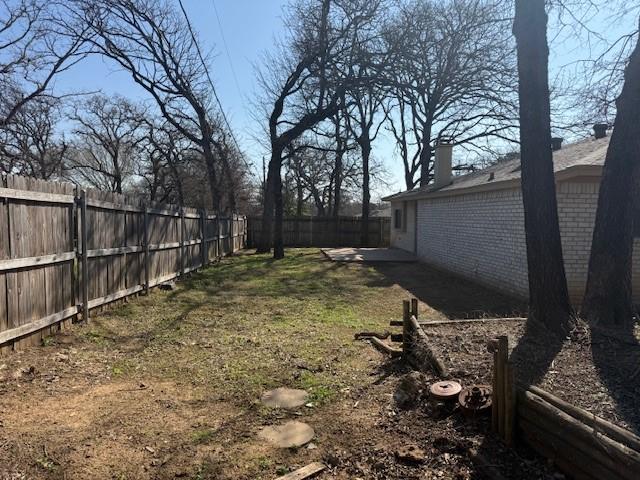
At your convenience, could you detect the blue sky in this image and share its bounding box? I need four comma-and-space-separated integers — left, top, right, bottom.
50, 1, 635, 200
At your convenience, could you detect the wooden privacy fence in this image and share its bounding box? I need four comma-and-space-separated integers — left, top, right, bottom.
247, 216, 390, 248
0, 175, 247, 352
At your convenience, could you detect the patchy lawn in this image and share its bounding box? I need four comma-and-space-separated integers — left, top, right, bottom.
0, 249, 543, 479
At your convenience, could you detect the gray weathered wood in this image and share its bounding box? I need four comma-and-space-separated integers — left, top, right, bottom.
0, 252, 76, 271
87, 246, 143, 258
0, 306, 78, 344
275, 462, 326, 480
80, 190, 89, 322
143, 205, 150, 295
0, 187, 75, 204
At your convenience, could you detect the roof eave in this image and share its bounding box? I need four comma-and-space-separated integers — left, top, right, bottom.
382, 164, 603, 203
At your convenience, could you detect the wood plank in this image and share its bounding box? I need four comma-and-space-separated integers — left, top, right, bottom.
0, 252, 76, 271
149, 242, 181, 251
528, 385, 640, 453
0, 304, 79, 346
86, 197, 144, 213
147, 206, 180, 217
87, 246, 143, 258
88, 284, 144, 310
518, 390, 640, 480
275, 463, 326, 480
0, 187, 75, 204
80, 190, 89, 322
148, 271, 180, 288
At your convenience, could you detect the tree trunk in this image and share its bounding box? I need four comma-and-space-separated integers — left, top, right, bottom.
360, 140, 371, 246
202, 142, 221, 211
257, 147, 282, 254
513, 0, 571, 332
418, 124, 432, 187
582, 31, 640, 327
273, 163, 285, 259
296, 173, 304, 217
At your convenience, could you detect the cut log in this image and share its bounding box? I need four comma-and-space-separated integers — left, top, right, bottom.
407, 315, 447, 377
528, 385, 640, 453
518, 390, 640, 480
275, 462, 326, 480
518, 416, 601, 480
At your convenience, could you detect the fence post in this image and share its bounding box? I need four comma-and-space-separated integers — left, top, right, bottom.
180, 207, 185, 275
200, 209, 207, 267
79, 189, 89, 322
143, 204, 150, 295
230, 212, 235, 253
216, 214, 221, 258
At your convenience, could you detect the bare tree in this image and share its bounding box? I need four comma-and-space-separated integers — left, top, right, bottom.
513, 0, 571, 332
383, 0, 517, 189
0, 0, 89, 127
256, 0, 384, 258
0, 96, 67, 179
68, 94, 144, 193
346, 80, 387, 245
76, 0, 238, 210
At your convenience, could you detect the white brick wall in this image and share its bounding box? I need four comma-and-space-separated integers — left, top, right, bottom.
390, 200, 416, 252
395, 181, 640, 304
557, 181, 640, 304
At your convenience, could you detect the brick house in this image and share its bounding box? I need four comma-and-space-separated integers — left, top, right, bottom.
382, 131, 640, 304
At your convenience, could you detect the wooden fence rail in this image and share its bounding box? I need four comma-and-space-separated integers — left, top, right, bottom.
246, 216, 390, 248
0, 175, 247, 352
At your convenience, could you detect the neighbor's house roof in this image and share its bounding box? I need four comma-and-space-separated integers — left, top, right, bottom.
382, 136, 609, 202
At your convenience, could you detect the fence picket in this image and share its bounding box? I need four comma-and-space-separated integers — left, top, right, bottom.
0, 176, 247, 352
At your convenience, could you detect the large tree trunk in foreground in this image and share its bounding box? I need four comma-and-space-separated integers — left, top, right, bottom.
582, 32, 640, 327
513, 0, 572, 332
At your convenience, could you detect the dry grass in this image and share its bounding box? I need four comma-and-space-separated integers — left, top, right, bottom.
0, 248, 543, 480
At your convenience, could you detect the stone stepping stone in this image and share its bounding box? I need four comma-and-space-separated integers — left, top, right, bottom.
259, 421, 315, 448
261, 388, 309, 409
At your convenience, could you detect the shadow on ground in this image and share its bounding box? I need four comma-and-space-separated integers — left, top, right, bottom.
589, 321, 640, 434
368, 261, 527, 319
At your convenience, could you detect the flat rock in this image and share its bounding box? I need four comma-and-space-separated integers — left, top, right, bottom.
261, 387, 309, 409
258, 421, 314, 448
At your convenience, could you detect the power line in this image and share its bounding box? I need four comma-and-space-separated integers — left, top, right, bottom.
177, 0, 252, 172
211, 0, 243, 99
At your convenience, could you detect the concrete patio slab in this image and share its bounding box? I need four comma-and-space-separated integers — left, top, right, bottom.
321, 247, 417, 263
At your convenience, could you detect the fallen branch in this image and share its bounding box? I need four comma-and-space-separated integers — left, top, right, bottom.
354, 331, 390, 340
370, 337, 402, 357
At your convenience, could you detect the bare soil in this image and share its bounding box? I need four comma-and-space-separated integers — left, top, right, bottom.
0, 249, 635, 479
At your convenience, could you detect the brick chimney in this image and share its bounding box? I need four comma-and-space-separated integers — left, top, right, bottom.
551, 137, 563, 151
433, 138, 453, 188
593, 123, 608, 139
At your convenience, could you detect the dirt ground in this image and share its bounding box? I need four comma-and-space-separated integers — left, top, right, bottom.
0, 248, 632, 479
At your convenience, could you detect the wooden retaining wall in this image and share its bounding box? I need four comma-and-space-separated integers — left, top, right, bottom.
489, 336, 640, 480
246, 216, 391, 248
0, 175, 247, 353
